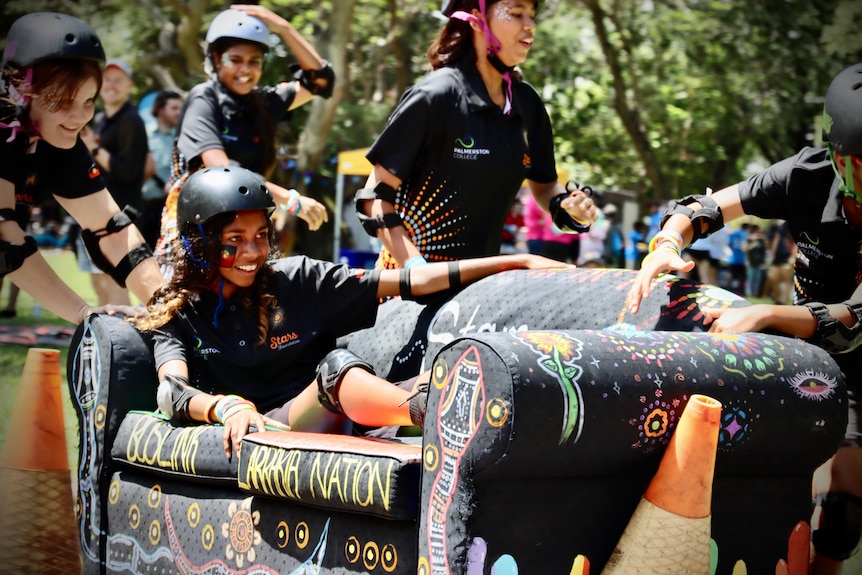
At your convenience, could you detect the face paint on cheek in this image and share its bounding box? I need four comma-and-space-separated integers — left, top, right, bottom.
219, 244, 237, 268
221, 53, 235, 68
494, 2, 514, 22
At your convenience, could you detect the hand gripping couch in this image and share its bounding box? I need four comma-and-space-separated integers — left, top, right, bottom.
68, 267, 848, 575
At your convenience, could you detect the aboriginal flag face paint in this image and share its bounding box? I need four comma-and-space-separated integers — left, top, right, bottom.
219, 244, 237, 268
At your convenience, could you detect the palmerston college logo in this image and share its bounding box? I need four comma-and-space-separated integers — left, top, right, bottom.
452, 135, 491, 161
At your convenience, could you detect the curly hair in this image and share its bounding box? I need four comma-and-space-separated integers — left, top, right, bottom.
133, 211, 279, 347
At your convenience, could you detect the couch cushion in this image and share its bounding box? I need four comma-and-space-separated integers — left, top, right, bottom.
238, 431, 422, 521
111, 411, 239, 484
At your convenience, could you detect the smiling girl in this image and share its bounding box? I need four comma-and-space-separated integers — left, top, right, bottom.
156, 5, 332, 274
136, 166, 566, 459
355, 0, 598, 271
0, 13, 163, 323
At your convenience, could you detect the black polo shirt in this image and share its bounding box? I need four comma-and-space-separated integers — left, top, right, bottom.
91, 100, 148, 211
173, 79, 297, 179
366, 58, 557, 262
738, 146, 862, 305
0, 125, 105, 210
152, 256, 381, 413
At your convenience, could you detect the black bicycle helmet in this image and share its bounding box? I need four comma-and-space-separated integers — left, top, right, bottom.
177, 166, 275, 235
1, 12, 105, 71
205, 9, 271, 54
822, 63, 862, 157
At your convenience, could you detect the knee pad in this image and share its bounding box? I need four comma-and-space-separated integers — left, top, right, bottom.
812, 491, 862, 560
315, 349, 375, 415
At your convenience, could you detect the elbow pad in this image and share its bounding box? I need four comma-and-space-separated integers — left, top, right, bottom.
804, 301, 862, 354
156, 373, 204, 425
354, 182, 403, 237
660, 194, 724, 242
0, 236, 38, 277
81, 205, 154, 287
292, 61, 335, 99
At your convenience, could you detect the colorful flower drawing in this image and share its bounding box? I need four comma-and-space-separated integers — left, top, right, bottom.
516, 331, 584, 444
222, 498, 262, 568
690, 332, 785, 380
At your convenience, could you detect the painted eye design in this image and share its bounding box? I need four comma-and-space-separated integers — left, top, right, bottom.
787, 369, 838, 400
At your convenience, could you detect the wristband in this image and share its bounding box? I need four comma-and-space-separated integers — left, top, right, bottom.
277, 189, 302, 216
202, 394, 224, 424
404, 255, 427, 269
399, 268, 412, 299
648, 230, 684, 254
214, 395, 257, 424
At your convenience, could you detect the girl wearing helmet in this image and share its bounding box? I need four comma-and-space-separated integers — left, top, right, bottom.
627, 63, 862, 574
156, 5, 331, 273
355, 0, 598, 271
135, 166, 565, 460
0, 12, 164, 323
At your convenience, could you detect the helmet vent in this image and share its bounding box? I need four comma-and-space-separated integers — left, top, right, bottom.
65, 33, 77, 45
238, 186, 249, 195
852, 82, 862, 92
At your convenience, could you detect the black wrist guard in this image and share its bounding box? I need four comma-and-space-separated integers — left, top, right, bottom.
805, 301, 862, 354
660, 194, 724, 243
156, 373, 203, 425
549, 193, 591, 233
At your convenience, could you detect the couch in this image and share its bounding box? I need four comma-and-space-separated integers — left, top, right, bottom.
68, 267, 848, 574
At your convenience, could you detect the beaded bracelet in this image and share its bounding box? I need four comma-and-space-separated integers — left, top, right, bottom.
648, 229, 684, 254
277, 189, 302, 216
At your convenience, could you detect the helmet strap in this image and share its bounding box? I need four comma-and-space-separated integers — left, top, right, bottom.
450, 0, 514, 115
829, 144, 862, 204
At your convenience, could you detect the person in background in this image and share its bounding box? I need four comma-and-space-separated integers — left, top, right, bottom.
763, 219, 795, 304
156, 5, 330, 274
602, 203, 625, 268
139, 89, 183, 250
355, 0, 598, 271
133, 166, 567, 459
745, 223, 767, 298
0, 12, 161, 325
500, 195, 525, 254
627, 62, 862, 574
523, 190, 578, 263
625, 220, 649, 270
79, 57, 149, 306
726, 223, 748, 296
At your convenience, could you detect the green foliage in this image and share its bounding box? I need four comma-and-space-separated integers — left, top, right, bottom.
4, 0, 862, 211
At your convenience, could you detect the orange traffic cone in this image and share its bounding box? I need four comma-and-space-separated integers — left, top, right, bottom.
776, 521, 809, 575
601, 394, 722, 574
570, 554, 591, 575
0, 348, 82, 574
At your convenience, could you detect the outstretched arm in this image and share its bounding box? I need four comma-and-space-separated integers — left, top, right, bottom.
627, 184, 746, 314
157, 359, 289, 460
375, 252, 571, 300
